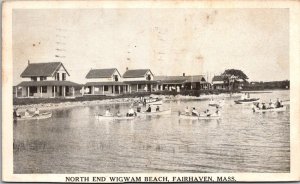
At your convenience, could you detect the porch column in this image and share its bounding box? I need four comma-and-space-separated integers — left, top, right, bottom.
15, 87, 18, 98
72, 87, 75, 97
63, 86, 66, 97
54, 86, 56, 97
136, 84, 138, 92
102, 86, 104, 95
129, 85, 131, 93
81, 86, 84, 96
27, 87, 29, 97
40, 86, 42, 97
150, 84, 153, 92
118, 86, 121, 94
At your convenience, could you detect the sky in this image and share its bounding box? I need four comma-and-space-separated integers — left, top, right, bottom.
12, 8, 289, 85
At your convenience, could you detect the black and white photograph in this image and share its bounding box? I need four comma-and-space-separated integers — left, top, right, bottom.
2, 0, 300, 182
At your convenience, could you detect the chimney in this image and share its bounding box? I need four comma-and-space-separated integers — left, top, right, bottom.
28, 60, 30, 65
126, 67, 129, 71
183, 73, 185, 77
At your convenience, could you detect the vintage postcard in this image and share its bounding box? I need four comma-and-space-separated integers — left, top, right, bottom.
2, 0, 300, 182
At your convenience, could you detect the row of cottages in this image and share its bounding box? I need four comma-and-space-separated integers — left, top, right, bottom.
15, 62, 80, 98
84, 68, 157, 96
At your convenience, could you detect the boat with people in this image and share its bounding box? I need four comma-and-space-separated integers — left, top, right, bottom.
209, 99, 225, 107
179, 113, 221, 120
95, 115, 136, 120
234, 98, 260, 104
234, 92, 259, 104
137, 109, 171, 116
14, 112, 52, 121
252, 106, 286, 113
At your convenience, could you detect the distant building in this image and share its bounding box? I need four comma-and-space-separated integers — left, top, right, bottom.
154, 74, 211, 91
122, 69, 158, 92
16, 62, 80, 98
84, 68, 127, 96
212, 75, 229, 90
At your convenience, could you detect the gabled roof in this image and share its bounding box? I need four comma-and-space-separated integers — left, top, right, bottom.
212, 75, 228, 82
85, 68, 120, 79
123, 69, 153, 78
20, 62, 69, 77
185, 75, 206, 83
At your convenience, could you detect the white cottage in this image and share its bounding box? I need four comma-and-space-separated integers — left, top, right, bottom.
84, 68, 127, 95
122, 69, 158, 92
16, 62, 80, 98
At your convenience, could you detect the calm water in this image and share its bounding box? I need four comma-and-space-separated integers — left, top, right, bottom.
14, 90, 290, 173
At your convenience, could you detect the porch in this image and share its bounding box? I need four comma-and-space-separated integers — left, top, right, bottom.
16, 81, 81, 98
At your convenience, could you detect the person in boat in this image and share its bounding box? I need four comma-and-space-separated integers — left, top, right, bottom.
136, 106, 141, 113
143, 99, 147, 106
32, 108, 40, 117
24, 109, 31, 117
204, 109, 211, 116
191, 107, 199, 116
184, 106, 190, 115
279, 100, 283, 108
105, 108, 113, 117
146, 105, 151, 112
127, 107, 136, 117
156, 106, 160, 112
262, 103, 266, 110
13, 108, 21, 118
116, 110, 121, 117
275, 98, 283, 108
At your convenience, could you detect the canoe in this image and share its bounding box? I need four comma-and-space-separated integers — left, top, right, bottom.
252, 106, 287, 113
234, 98, 260, 104
147, 100, 163, 105
95, 115, 136, 120
137, 109, 171, 116
179, 114, 221, 120
14, 112, 52, 121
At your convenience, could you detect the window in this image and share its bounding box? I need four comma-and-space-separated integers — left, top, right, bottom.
138, 84, 142, 89
56, 73, 60, 81
40, 76, 46, 81
42, 86, 47, 93
104, 86, 109, 91
62, 73, 66, 81
114, 75, 118, 81
31, 77, 37, 81
146, 75, 151, 81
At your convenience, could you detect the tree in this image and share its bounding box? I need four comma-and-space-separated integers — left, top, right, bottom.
222, 69, 248, 81
222, 69, 248, 90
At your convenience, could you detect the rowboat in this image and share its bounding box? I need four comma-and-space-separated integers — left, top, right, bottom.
14, 112, 52, 121
209, 99, 225, 107
147, 100, 163, 105
179, 114, 221, 120
234, 98, 260, 104
137, 109, 171, 116
252, 106, 287, 113
95, 115, 136, 120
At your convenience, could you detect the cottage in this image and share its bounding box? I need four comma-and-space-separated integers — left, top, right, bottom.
122, 69, 158, 92
212, 75, 229, 90
16, 62, 80, 98
84, 68, 127, 96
